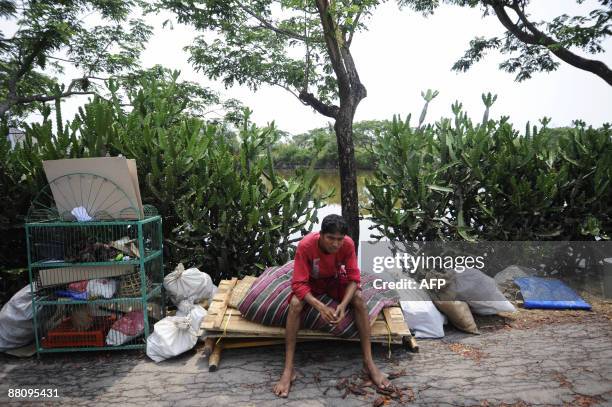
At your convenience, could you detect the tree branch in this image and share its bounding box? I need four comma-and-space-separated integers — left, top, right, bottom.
489, 0, 612, 85
347, 10, 362, 47
339, 46, 366, 104
10, 35, 50, 94
272, 82, 302, 100
16, 90, 95, 105
236, 2, 315, 42
315, 0, 351, 100
488, 1, 537, 44
0, 84, 97, 117
47, 55, 77, 64
298, 90, 339, 119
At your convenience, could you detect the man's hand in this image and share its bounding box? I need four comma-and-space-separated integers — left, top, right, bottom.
331, 303, 346, 324
318, 305, 337, 325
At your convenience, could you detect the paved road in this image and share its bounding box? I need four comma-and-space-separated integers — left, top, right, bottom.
1, 316, 611, 406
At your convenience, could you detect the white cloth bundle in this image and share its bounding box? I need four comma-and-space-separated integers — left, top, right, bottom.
163, 263, 216, 305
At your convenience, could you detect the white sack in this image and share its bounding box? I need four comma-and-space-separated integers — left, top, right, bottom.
146, 316, 198, 363
163, 263, 216, 305
0, 285, 34, 351
387, 276, 446, 339
400, 300, 446, 338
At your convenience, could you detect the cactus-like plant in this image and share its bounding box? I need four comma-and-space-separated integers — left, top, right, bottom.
366, 96, 611, 244
419, 89, 440, 128
481, 92, 497, 124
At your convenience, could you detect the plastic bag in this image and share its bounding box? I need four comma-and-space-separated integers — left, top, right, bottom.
87, 279, 117, 299
106, 310, 144, 346
163, 263, 216, 305
146, 316, 198, 363
0, 285, 34, 351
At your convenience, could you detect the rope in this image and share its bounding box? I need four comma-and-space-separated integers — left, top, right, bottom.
215, 312, 232, 346
384, 318, 392, 359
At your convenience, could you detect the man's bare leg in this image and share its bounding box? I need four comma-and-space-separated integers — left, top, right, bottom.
351, 292, 391, 389
273, 296, 302, 397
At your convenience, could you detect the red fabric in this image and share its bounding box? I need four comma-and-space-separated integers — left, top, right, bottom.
111, 311, 144, 336
291, 232, 360, 301
68, 280, 88, 293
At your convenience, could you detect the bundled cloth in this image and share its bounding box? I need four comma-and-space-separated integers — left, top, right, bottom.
443, 268, 516, 315
0, 285, 34, 351
146, 300, 206, 362
176, 300, 207, 337
146, 317, 198, 363
87, 279, 117, 299
163, 263, 217, 305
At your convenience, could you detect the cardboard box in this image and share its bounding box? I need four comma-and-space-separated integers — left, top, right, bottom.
38, 264, 134, 287
42, 157, 144, 220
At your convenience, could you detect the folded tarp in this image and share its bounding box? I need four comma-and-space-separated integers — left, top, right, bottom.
514, 277, 591, 310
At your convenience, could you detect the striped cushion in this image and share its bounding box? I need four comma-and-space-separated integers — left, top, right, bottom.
237, 261, 399, 338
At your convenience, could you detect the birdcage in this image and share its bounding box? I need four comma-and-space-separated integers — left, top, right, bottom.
25, 173, 164, 354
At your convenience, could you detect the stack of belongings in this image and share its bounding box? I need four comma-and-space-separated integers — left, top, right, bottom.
414, 267, 517, 336
201, 261, 414, 353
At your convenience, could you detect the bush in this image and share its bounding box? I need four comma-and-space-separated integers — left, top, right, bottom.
0, 74, 325, 287
365, 98, 611, 242
172, 121, 323, 279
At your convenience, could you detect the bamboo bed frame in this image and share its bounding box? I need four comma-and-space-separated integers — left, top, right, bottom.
200, 278, 419, 371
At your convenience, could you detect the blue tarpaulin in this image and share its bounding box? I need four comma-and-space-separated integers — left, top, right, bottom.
514, 277, 592, 310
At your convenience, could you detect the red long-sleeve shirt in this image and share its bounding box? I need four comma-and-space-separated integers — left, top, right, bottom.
291, 232, 361, 301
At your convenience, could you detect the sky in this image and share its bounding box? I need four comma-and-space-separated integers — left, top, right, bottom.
12, 0, 612, 134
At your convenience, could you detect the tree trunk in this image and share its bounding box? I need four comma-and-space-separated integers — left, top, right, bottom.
334, 109, 360, 251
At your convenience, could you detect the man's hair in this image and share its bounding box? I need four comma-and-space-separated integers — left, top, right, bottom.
320, 214, 348, 235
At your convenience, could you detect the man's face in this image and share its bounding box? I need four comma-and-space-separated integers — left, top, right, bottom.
319, 232, 345, 254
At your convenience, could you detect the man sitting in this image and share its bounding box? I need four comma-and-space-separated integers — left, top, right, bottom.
273, 214, 391, 397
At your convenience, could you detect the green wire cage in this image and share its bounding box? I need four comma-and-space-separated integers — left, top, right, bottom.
25, 173, 164, 354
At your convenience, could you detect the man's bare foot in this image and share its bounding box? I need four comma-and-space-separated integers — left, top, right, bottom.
363, 363, 391, 390
273, 370, 297, 398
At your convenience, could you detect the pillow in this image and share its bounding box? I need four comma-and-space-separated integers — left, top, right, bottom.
238, 261, 398, 339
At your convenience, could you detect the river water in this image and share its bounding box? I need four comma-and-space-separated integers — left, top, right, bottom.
278, 169, 378, 242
